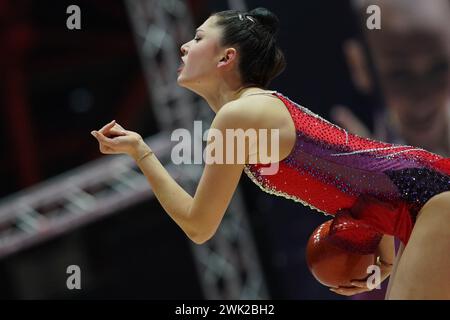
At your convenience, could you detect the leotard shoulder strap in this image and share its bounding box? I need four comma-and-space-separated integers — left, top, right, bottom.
241, 90, 279, 98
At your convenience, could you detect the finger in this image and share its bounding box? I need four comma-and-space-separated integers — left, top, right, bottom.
105, 127, 127, 137
330, 287, 369, 296
91, 130, 115, 146
99, 145, 115, 154
112, 124, 126, 133
98, 120, 116, 134
114, 122, 125, 131
331, 290, 362, 296
350, 280, 368, 288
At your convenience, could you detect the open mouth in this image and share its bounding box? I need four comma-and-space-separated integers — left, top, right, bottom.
178, 57, 185, 73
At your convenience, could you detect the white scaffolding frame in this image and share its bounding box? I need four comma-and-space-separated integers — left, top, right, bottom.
0, 0, 269, 300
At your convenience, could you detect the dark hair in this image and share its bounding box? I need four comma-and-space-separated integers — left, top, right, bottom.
212, 7, 286, 88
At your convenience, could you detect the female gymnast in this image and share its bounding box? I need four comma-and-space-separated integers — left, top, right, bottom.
91, 8, 450, 299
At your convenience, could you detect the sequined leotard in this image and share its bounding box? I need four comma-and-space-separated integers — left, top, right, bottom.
243, 91, 450, 254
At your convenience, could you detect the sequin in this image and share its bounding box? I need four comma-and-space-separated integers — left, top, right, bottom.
243, 92, 450, 252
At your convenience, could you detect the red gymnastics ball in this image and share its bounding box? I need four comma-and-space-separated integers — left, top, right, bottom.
306, 220, 376, 288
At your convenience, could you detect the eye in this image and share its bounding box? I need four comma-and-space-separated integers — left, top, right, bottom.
194, 36, 201, 42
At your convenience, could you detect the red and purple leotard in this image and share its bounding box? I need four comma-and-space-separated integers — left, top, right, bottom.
243, 91, 450, 254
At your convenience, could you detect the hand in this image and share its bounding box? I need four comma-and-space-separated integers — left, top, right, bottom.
330, 105, 372, 138
91, 120, 151, 160
329, 258, 393, 296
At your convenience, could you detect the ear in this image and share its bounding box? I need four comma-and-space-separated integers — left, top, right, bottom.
217, 48, 237, 68
343, 39, 373, 94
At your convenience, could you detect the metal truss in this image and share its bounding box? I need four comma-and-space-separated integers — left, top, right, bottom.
0, 0, 268, 299
125, 0, 268, 299
0, 132, 174, 258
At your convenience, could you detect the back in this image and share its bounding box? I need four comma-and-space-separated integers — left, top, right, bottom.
243, 91, 450, 249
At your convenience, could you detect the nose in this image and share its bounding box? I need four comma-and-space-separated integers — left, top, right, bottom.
180, 42, 189, 56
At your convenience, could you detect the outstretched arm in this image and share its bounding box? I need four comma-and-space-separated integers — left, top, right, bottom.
91, 105, 248, 244
134, 107, 247, 244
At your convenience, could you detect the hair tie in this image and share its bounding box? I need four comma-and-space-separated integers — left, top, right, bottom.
238, 13, 256, 23
246, 15, 256, 23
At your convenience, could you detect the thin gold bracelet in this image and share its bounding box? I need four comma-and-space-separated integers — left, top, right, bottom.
137, 149, 154, 163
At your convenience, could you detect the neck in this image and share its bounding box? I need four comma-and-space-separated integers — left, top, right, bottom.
194, 79, 265, 113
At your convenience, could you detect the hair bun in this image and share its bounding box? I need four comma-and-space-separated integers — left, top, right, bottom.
248, 7, 280, 35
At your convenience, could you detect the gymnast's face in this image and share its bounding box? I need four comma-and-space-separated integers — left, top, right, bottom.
177, 16, 233, 92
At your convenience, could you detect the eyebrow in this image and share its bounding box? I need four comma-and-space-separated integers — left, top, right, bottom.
196, 28, 204, 32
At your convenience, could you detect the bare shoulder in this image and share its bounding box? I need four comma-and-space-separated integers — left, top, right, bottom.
217, 93, 296, 161
218, 94, 290, 130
